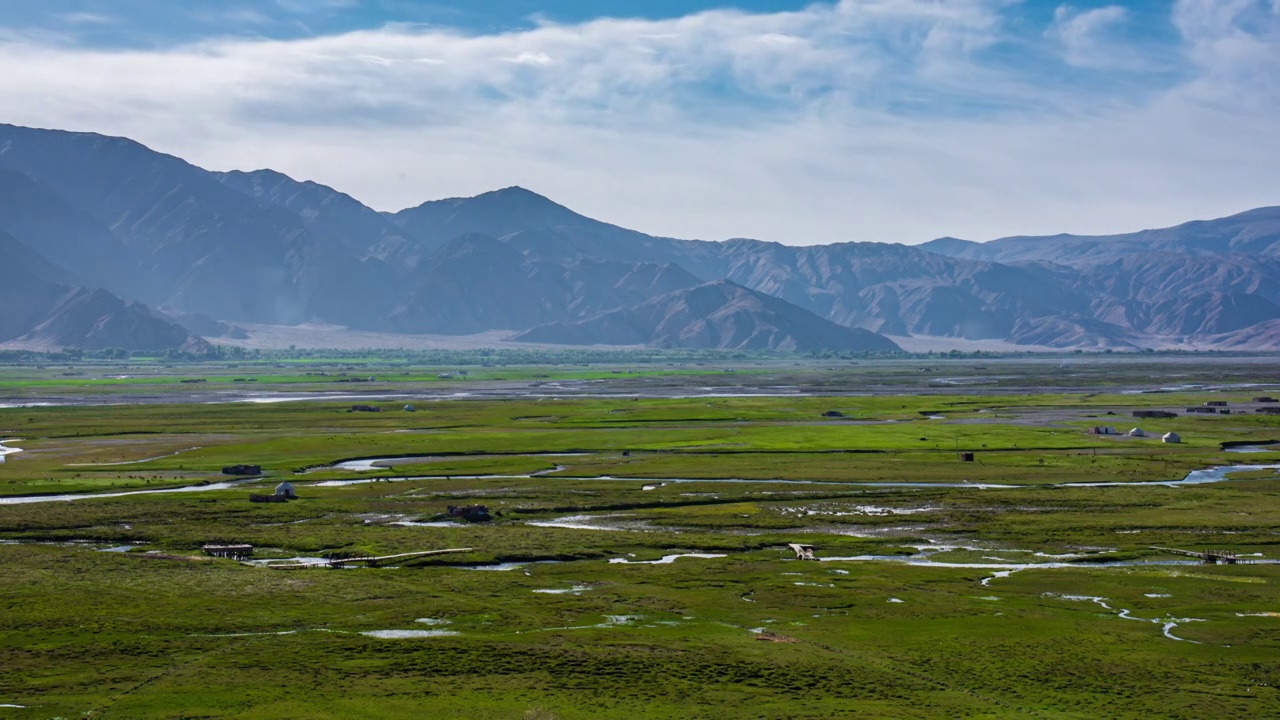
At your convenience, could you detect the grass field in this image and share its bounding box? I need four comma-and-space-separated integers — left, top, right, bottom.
1, 357, 1278, 718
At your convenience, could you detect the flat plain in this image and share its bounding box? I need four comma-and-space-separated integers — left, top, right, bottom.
1, 354, 1278, 719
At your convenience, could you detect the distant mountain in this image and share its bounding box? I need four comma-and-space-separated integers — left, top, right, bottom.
0, 230, 204, 352
0, 169, 137, 291
384, 233, 703, 334
390, 187, 587, 251
3, 122, 1280, 352
515, 280, 902, 352
216, 169, 415, 260
1199, 319, 1280, 350
0, 124, 373, 324
919, 206, 1280, 263
17, 288, 210, 353
161, 309, 248, 340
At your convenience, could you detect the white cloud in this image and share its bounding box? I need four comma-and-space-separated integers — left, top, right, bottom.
1047, 5, 1137, 69
0, 0, 1277, 244
53, 12, 116, 26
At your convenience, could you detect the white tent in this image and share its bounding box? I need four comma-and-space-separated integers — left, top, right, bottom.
275, 481, 296, 498
1162, 432, 1181, 444
1128, 428, 1146, 437
404, 404, 417, 412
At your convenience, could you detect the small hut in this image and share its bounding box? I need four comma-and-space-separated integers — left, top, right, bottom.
1128, 428, 1146, 438
274, 481, 297, 499
403, 404, 416, 412
1162, 432, 1182, 444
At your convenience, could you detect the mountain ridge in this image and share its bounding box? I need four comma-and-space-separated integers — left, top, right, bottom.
2, 123, 1278, 352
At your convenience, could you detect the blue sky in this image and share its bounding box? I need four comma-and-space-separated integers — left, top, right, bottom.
7, 1, 1183, 50
0, 1, 1278, 244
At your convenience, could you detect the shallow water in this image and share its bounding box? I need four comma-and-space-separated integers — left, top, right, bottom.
1224, 445, 1278, 454
0, 478, 260, 505
11, 457, 1280, 505
533, 585, 591, 595
0, 439, 23, 464
1063, 464, 1280, 488
310, 460, 1275, 492
69, 447, 203, 467
360, 629, 459, 639
527, 514, 634, 531
1046, 592, 1204, 643
608, 553, 727, 565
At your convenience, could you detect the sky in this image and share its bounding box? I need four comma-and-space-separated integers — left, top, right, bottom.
0, 0, 1278, 245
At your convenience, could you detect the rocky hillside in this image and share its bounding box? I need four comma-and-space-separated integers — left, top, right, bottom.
516, 281, 903, 352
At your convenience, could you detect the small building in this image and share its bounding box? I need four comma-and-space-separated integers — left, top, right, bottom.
960, 452, 975, 462
202, 544, 253, 559
1128, 428, 1146, 437
1257, 407, 1280, 415
1087, 426, 1117, 435
447, 505, 492, 523
1134, 410, 1177, 419
1163, 432, 1182, 444
274, 482, 296, 499
1205, 401, 1229, 407
222, 464, 262, 476
249, 493, 289, 503
403, 404, 416, 412
822, 410, 845, 418
1254, 396, 1278, 403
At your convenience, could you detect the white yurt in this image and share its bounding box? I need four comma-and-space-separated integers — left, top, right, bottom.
1162, 432, 1181, 444
275, 481, 297, 498
1128, 428, 1146, 437
404, 404, 417, 412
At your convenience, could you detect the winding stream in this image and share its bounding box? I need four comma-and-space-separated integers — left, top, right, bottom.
0, 478, 259, 505
3, 461, 1279, 506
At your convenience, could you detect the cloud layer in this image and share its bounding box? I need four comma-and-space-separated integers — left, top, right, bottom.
0, 0, 1278, 244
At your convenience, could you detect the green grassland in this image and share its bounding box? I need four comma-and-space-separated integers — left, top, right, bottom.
1, 359, 1279, 718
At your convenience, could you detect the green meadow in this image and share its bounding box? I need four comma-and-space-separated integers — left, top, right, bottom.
1, 357, 1278, 718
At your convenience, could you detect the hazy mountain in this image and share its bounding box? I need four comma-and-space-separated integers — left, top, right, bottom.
1199, 319, 1280, 351
384, 234, 703, 334
919, 206, 1280, 263
216, 169, 415, 260
0, 124, 372, 324
3, 122, 1280, 352
0, 230, 204, 352
161, 310, 248, 340
515, 280, 902, 352
0, 230, 78, 341
17, 288, 210, 353
0, 169, 137, 291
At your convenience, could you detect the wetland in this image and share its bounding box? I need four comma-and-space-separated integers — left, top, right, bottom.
1, 355, 1278, 718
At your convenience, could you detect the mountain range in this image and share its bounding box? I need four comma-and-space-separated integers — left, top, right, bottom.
1, 123, 1278, 353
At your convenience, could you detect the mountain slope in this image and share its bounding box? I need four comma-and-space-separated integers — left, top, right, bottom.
217, 169, 415, 260
0, 124, 373, 324
515, 281, 902, 352
0, 169, 137, 290
18, 288, 211, 352
384, 234, 704, 334
0, 230, 205, 351
920, 206, 1280, 263
3, 123, 1280, 351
